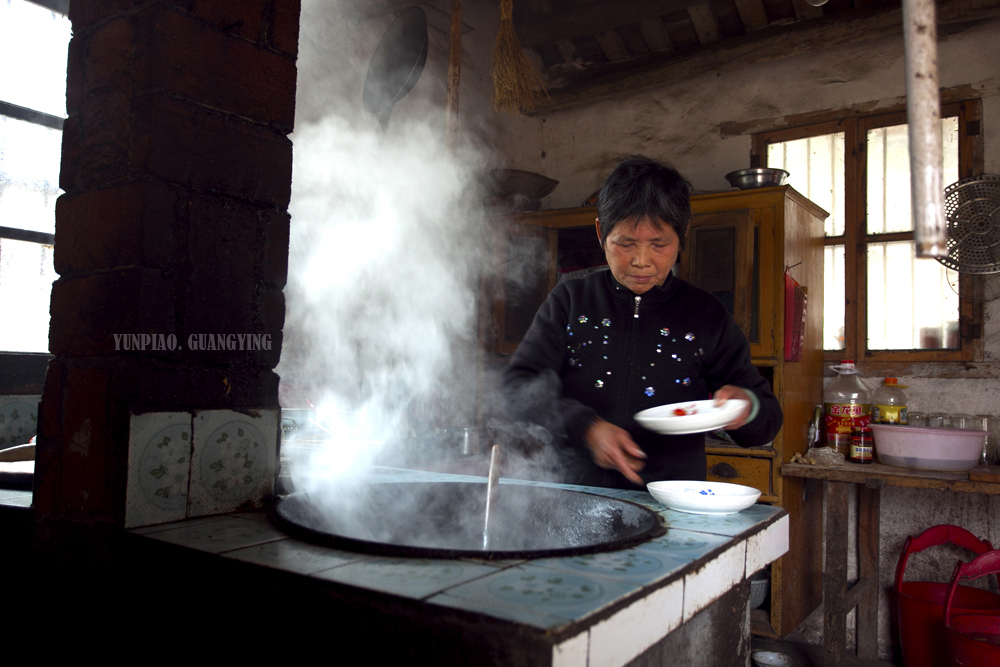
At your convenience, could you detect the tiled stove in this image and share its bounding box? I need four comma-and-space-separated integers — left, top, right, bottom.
130, 468, 788, 666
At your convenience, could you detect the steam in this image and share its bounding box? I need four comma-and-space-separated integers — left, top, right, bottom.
279, 110, 487, 487
276, 4, 577, 542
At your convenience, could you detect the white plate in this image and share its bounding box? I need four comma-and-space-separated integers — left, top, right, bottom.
634, 399, 749, 435
646, 480, 761, 515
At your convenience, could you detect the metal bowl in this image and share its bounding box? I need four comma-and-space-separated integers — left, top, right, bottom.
725, 168, 789, 190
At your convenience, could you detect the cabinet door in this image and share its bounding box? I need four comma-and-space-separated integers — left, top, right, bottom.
492, 223, 558, 354
679, 210, 762, 350
705, 454, 773, 498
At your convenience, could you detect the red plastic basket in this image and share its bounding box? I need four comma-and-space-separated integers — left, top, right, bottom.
944, 550, 1000, 666
895, 525, 1000, 667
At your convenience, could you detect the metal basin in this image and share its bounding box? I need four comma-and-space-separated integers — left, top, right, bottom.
272, 482, 665, 559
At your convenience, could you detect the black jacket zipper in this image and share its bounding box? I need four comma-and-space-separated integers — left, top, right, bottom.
615, 295, 642, 425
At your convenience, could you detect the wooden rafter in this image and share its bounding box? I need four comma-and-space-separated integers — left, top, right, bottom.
638, 17, 675, 52
532, 0, 1000, 114
687, 2, 720, 44
514, 0, 716, 46
555, 39, 581, 63
735, 0, 770, 31
594, 28, 631, 60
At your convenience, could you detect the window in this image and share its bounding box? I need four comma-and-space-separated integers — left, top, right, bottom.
0, 0, 69, 355
752, 98, 983, 366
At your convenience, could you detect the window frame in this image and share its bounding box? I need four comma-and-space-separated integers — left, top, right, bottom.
0, 0, 67, 392
751, 97, 984, 373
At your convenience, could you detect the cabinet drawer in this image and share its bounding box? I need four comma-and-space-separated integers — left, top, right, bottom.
706, 455, 771, 495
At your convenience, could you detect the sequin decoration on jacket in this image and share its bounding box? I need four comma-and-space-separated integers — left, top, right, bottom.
503, 269, 782, 488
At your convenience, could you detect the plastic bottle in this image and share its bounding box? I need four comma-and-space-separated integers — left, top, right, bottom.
872, 378, 908, 424
824, 360, 872, 456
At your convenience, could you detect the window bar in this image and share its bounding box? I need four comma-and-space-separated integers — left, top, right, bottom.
0, 100, 64, 130
0, 226, 55, 245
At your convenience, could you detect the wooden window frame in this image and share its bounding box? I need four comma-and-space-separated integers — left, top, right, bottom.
0, 0, 66, 391
751, 97, 984, 375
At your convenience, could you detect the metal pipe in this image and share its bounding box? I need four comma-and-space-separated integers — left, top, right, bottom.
445, 0, 462, 151
482, 444, 500, 550
903, 0, 946, 257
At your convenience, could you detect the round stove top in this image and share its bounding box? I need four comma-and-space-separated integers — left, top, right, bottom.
271, 482, 665, 560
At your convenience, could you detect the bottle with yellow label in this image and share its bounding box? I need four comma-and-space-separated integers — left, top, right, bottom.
872, 377, 908, 424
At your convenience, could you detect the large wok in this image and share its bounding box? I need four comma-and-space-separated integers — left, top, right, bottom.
272, 481, 665, 560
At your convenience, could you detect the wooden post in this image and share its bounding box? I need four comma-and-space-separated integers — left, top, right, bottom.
857, 481, 882, 659
823, 480, 850, 667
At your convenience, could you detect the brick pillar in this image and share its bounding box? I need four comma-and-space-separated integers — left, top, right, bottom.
34, 1, 300, 537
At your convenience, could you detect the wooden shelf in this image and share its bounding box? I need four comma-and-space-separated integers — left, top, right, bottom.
781, 461, 1000, 495
706, 443, 778, 459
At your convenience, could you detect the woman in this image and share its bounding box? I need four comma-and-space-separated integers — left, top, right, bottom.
502, 156, 782, 489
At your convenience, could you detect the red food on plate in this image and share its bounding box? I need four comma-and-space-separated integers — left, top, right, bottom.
672, 406, 698, 417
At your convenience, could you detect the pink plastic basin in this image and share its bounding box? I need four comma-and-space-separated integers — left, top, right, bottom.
870, 424, 985, 472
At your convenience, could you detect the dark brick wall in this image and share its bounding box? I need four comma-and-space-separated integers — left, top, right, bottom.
35, 0, 300, 529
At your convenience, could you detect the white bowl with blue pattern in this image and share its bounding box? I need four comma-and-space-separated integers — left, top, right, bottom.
646, 480, 761, 515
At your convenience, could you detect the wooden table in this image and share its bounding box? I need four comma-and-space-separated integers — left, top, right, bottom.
781, 462, 1000, 666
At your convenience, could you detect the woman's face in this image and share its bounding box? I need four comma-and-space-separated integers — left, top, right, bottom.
597, 217, 682, 295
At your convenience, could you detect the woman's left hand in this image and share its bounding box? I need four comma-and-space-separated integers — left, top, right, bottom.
712, 385, 752, 429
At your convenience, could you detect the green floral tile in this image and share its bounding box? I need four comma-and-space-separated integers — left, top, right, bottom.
439, 563, 641, 626
313, 555, 500, 600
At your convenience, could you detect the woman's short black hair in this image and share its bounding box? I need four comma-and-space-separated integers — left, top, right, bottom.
596, 156, 692, 249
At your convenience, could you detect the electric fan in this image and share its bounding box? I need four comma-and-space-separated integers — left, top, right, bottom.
939, 174, 1000, 302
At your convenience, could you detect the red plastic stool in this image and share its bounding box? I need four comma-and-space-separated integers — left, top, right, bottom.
895, 525, 1000, 667
944, 550, 1000, 666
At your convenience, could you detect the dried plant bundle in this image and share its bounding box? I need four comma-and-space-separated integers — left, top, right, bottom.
491, 0, 548, 114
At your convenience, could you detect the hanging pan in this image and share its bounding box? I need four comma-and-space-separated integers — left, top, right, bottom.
362, 7, 429, 130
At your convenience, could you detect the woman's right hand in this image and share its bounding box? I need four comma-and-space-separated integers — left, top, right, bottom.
583, 419, 647, 485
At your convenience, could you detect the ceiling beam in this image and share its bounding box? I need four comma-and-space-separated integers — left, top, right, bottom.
735, 0, 771, 31
515, 0, 715, 46
594, 29, 631, 61
531, 0, 1000, 114
555, 39, 582, 63
638, 17, 675, 52
686, 2, 720, 44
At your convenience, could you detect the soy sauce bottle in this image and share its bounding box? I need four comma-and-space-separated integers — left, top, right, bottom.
849, 425, 874, 464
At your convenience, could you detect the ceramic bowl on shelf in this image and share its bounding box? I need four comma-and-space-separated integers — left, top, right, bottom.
870, 423, 986, 472
646, 480, 761, 515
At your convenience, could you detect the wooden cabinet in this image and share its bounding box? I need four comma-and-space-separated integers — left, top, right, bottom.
484, 186, 827, 638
